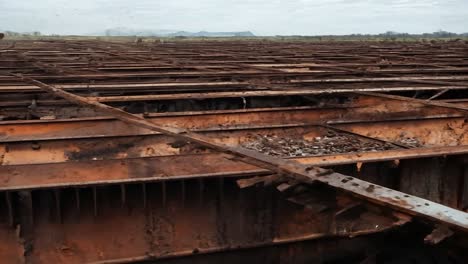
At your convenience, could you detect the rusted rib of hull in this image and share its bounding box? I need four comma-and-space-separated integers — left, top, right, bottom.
10, 74, 468, 232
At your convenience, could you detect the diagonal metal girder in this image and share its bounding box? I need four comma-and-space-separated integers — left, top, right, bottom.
10, 73, 468, 233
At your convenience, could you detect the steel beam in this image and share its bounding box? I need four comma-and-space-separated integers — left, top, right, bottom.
11, 74, 468, 232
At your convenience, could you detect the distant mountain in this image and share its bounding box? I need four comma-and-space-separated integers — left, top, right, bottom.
98, 28, 255, 37
167, 31, 255, 37
99, 27, 173, 37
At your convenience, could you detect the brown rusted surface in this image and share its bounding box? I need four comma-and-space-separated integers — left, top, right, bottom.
1, 93, 463, 140
1, 39, 468, 263
0, 224, 23, 262
11, 75, 468, 232
336, 116, 468, 147
0, 124, 402, 165
20, 180, 408, 263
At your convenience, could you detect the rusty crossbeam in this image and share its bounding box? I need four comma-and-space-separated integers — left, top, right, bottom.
0, 84, 463, 95
2, 86, 467, 107
2, 116, 468, 167
2, 146, 468, 191
11, 73, 468, 232
3, 72, 468, 82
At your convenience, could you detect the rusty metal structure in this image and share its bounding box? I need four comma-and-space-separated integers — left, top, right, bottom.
0, 39, 468, 263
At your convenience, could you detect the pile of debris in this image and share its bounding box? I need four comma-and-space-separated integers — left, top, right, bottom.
397, 136, 423, 148
242, 131, 397, 157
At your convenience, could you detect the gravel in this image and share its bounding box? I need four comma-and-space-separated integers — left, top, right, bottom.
241, 131, 397, 157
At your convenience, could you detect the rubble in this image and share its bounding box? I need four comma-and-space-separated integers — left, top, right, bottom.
397, 137, 423, 148
242, 131, 398, 157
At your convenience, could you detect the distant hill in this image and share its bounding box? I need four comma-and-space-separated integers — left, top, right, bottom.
99, 28, 255, 37
1, 28, 466, 39
167, 31, 255, 37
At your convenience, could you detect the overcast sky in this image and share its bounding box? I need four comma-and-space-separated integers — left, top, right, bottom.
0, 0, 467, 35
